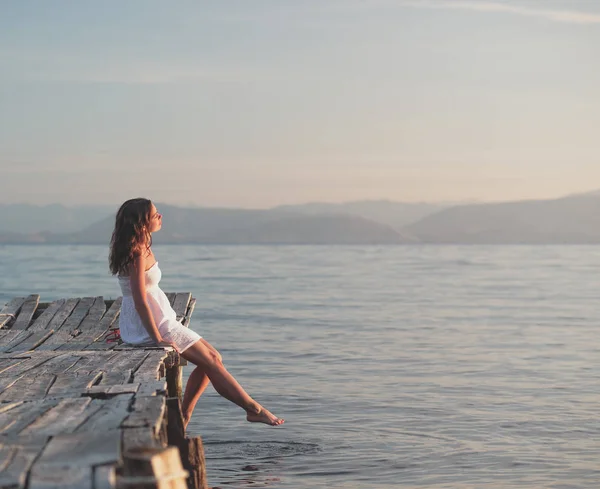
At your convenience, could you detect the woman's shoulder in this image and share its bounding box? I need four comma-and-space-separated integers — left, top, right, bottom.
118, 251, 144, 277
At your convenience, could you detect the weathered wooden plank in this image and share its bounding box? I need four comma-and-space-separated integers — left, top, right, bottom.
83, 331, 118, 350
133, 350, 170, 382
84, 297, 122, 350
0, 372, 26, 396
0, 373, 56, 402
0, 401, 23, 415
11, 294, 40, 330
0, 353, 61, 395
33, 299, 82, 351
65, 351, 114, 372
121, 446, 189, 489
100, 350, 149, 385
99, 298, 122, 329
65, 351, 114, 373
0, 400, 59, 437
29, 465, 92, 489
41, 352, 83, 373
0, 436, 51, 489
31, 302, 50, 320
0, 330, 32, 352
29, 431, 121, 488
84, 383, 139, 397
93, 464, 116, 489
28, 299, 65, 332
77, 296, 106, 328
20, 398, 94, 437
0, 358, 28, 376
0, 297, 26, 329
137, 380, 167, 397
122, 427, 161, 453
33, 429, 122, 467
7, 329, 55, 353
0, 352, 57, 379
45, 298, 79, 332
8, 350, 64, 360
122, 396, 165, 436
0, 445, 18, 483
56, 297, 106, 350
34, 297, 95, 351
112, 346, 170, 351
178, 298, 195, 367
165, 292, 176, 306
60, 297, 96, 334
75, 395, 133, 432
33, 331, 74, 351
182, 297, 196, 327
104, 383, 139, 395
46, 370, 103, 397
0, 353, 82, 401
172, 293, 191, 321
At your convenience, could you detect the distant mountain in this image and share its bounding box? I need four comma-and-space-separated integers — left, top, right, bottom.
0, 200, 445, 235
64, 204, 279, 244
0, 204, 115, 234
569, 189, 600, 198
207, 215, 415, 244
0, 231, 48, 244
272, 200, 446, 230
3, 192, 600, 244
0, 204, 411, 244
404, 193, 600, 244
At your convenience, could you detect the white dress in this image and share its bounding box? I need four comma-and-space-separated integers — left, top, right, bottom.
117, 261, 201, 352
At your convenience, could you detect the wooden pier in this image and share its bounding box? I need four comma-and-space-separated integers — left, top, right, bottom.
0, 293, 207, 489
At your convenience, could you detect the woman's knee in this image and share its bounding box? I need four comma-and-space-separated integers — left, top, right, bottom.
187, 349, 222, 371
182, 341, 224, 370
200, 339, 222, 363
209, 350, 225, 370
213, 349, 223, 363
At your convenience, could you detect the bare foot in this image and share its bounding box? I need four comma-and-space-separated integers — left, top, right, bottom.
246, 408, 285, 426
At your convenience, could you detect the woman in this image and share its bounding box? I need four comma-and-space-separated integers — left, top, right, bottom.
109, 198, 284, 427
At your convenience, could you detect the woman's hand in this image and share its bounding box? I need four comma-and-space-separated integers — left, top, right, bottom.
157, 338, 180, 352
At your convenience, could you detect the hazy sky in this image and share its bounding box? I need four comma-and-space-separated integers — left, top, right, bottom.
1, 0, 599, 208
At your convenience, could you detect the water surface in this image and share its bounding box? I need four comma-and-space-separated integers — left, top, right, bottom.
2, 245, 600, 488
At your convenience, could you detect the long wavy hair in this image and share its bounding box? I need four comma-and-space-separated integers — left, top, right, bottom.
109, 198, 153, 276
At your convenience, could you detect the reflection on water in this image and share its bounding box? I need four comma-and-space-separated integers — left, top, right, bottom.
200, 440, 321, 488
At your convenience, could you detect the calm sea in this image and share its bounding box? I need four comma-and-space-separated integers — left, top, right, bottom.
2, 244, 600, 488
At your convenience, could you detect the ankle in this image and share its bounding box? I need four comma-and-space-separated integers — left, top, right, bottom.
246, 403, 261, 415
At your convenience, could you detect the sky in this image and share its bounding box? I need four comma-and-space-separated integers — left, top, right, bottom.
1, 0, 599, 208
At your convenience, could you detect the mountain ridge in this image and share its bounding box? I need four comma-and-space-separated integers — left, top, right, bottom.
1, 191, 599, 244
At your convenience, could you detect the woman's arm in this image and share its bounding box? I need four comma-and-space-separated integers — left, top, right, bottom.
129, 253, 163, 343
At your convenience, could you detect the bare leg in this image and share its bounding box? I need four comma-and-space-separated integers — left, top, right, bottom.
181, 340, 284, 426
181, 339, 219, 427
182, 366, 209, 428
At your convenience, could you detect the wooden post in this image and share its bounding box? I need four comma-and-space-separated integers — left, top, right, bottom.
120, 446, 189, 489
166, 364, 183, 399
166, 398, 208, 489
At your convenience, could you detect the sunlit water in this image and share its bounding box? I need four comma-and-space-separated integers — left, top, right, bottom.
2, 245, 600, 488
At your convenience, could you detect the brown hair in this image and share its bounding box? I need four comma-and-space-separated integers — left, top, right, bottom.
109, 198, 153, 276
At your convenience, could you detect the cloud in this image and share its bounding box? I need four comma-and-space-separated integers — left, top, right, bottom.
398, 0, 600, 24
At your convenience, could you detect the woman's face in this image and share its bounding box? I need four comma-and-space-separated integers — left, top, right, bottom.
148, 203, 162, 233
